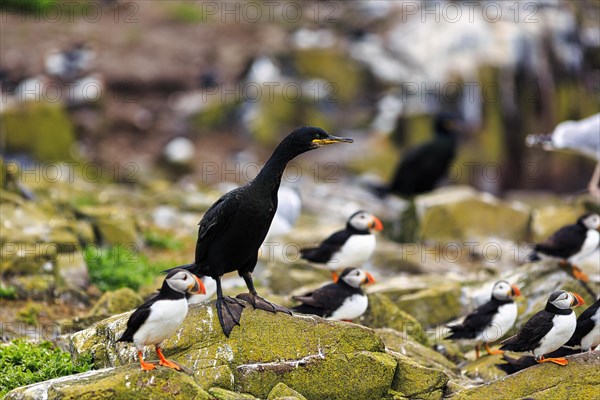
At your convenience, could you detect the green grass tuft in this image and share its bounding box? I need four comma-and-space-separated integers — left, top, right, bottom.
0, 340, 93, 396
144, 230, 184, 250
84, 245, 170, 292
0, 283, 17, 300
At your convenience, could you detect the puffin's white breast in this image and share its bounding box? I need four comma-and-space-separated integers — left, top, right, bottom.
328, 293, 369, 321
581, 307, 600, 351
477, 302, 518, 343
326, 234, 376, 270
569, 230, 600, 264
534, 312, 576, 357
132, 298, 188, 349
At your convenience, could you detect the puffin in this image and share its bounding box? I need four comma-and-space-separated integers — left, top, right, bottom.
167, 127, 353, 336
300, 210, 383, 278
376, 112, 462, 197
565, 297, 600, 352
527, 213, 600, 283
186, 275, 217, 304
500, 290, 585, 366
291, 267, 375, 321
117, 269, 206, 371
447, 281, 521, 359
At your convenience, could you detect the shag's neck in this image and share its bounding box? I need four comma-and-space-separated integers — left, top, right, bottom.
252, 146, 300, 194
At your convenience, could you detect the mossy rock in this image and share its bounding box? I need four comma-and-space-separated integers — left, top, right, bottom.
462, 353, 506, 381
69, 301, 399, 399
375, 329, 457, 375
452, 351, 600, 400
267, 382, 307, 400
3, 365, 212, 400
88, 288, 143, 317
416, 187, 531, 242
359, 293, 427, 344
208, 387, 257, 399
395, 283, 462, 325
388, 351, 450, 400
1, 102, 77, 162
77, 206, 141, 246
54, 250, 89, 293
11, 274, 55, 300
265, 262, 331, 295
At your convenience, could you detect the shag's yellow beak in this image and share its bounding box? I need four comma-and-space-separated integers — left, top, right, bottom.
311, 135, 354, 147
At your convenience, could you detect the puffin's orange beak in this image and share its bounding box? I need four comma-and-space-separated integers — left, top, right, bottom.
370, 216, 384, 231
193, 275, 207, 295
332, 272, 339, 283
510, 285, 521, 297
364, 272, 375, 285
571, 292, 584, 307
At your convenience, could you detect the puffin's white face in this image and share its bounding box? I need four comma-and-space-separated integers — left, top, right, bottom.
166, 270, 206, 294
348, 211, 383, 232
491, 281, 520, 301
582, 213, 600, 230
548, 291, 584, 310
340, 268, 375, 288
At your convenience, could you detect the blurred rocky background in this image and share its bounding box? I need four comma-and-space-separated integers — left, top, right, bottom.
1, 1, 600, 399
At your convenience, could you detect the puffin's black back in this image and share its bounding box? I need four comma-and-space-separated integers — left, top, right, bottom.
447, 297, 513, 339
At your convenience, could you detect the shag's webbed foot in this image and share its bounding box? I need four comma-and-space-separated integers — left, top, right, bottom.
236, 293, 291, 315
216, 296, 246, 337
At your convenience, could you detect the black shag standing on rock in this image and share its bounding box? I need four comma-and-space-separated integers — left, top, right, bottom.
378, 112, 462, 197
500, 290, 584, 366
291, 267, 375, 321
565, 297, 600, 352
300, 210, 383, 279
527, 213, 600, 286
168, 127, 353, 336
117, 269, 206, 370
447, 281, 520, 359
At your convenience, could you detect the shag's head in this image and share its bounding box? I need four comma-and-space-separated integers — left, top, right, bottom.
347, 210, 384, 232
434, 112, 463, 137
578, 213, 600, 230
275, 127, 353, 159
164, 269, 206, 295
491, 280, 521, 301
547, 290, 584, 310
338, 267, 375, 288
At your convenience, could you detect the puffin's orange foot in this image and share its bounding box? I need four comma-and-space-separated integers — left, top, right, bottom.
156, 347, 182, 370
140, 361, 157, 371
484, 343, 504, 355
571, 266, 589, 282
159, 359, 182, 370
538, 357, 568, 366
138, 351, 156, 371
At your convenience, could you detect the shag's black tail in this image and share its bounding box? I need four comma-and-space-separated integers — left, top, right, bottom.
525, 251, 540, 262
162, 263, 196, 274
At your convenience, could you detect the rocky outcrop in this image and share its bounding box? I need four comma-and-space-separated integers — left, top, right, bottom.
453, 351, 600, 399
4, 301, 452, 400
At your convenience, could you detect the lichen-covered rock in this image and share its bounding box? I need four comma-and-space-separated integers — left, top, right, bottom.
359, 293, 428, 344
394, 283, 462, 325
76, 206, 141, 246
462, 353, 506, 381
416, 186, 531, 242
208, 387, 257, 399
267, 382, 307, 400
453, 351, 600, 399
88, 288, 143, 318
375, 329, 457, 375
388, 351, 450, 400
69, 301, 399, 400
3, 366, 212, 400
